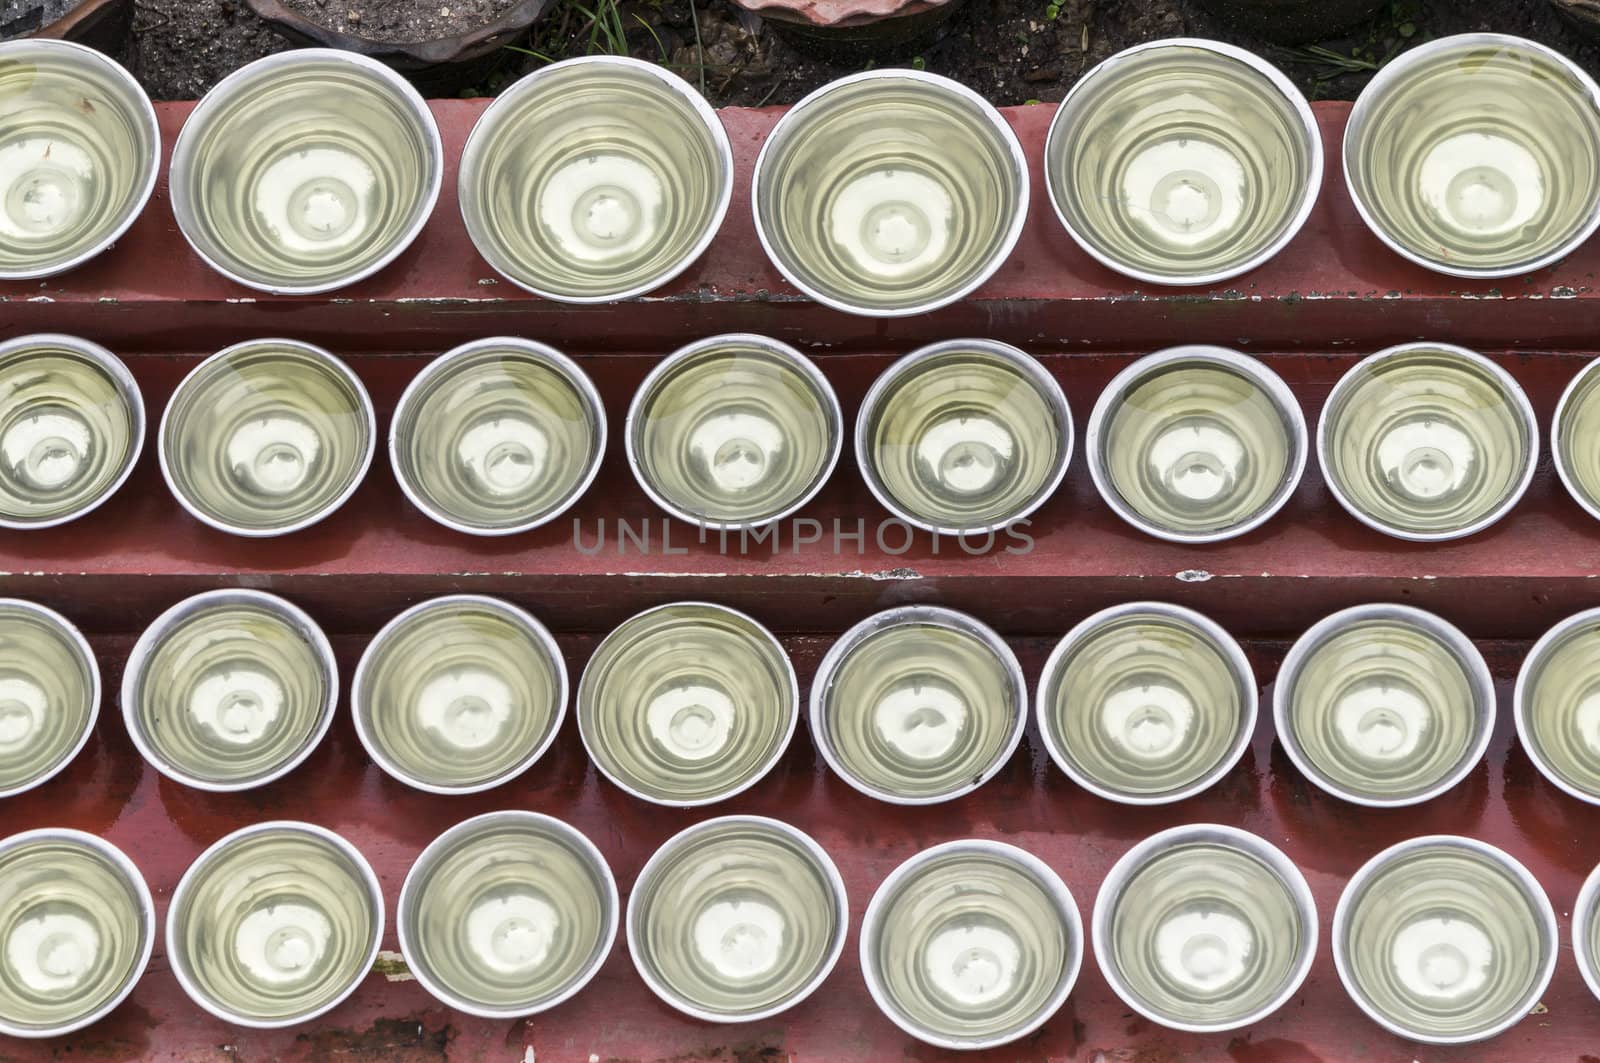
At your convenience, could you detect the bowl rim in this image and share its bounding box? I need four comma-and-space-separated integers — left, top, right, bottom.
396, 810, 619, 1018
858, 837, 1083, 1049
1084, 344, 1308, 543
625, 814, 849, 1023
1090, 823, 1317, 1033
575, 600, 798, 807
1331, 834, 1557, 1045
1043, 36, 1324, 288
388, 335, 607, 535
120, 588, 340, 792
1342, 31, 1600, 280
808, 603, 1027, 804
1034, 600, 1258, 805
1512, 605, 1600, 805
750, 67, 1029, 317
1551, 356, 1600, 523
0, 39, 161, 281
1572, 858, 1600, 1006
1272, 601, 1496, 807
168, 47, 444, 296
0, 598, 101, 798
164, 820, 385, 1029
351, 593, 570, 794
158, 336, 377, 538
624, 332, 844, 531
457, 54, 734, 303
1315, 341, 1538, 542
853, 338, 1074, 536
0, 333, 146, 530
0, 829, 155, 1039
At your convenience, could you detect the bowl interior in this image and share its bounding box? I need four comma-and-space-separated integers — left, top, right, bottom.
1048, 44, 1316, 283
756, 75, 1024, 313
176, 57, 438, 291
0, 43, 156, 277
1346, 37, 1600, 275
462, 62, 729, 300
163, 343, 373, 534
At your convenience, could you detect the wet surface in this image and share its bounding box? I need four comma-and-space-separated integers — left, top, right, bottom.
0, 635, 1595, 1060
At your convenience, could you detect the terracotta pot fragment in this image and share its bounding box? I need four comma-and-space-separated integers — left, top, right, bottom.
246, 0, 552, 92
2, 0, 134, 54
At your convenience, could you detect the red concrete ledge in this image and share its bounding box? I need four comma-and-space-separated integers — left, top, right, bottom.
1, 636, 1594, 1062
1, 101, 1598, 354
7, 349, 1596, 638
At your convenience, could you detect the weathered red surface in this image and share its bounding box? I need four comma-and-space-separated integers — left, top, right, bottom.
0, 637, 1594, 1063
1, 101, 1599, 353
0, 89, 1598, 1063
2, 348, 1595, 638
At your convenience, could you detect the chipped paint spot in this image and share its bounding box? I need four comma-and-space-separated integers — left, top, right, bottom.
1176, 569, 1213, 582
1553, 286, 1578, 299
223, 297, 256, 303
374, 950, 412, 981
25, 295, 52, 303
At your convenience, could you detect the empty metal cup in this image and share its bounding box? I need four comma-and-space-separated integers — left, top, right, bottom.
1514, 606, 1600, 804
627, 816, 846, 1022
459, 55, 732, 302
856, 339, 1073, 536
1334, 835, 1556, 1044
167, 821, 383, 1028
353, 595, 567, 794
169, 49, 442, 294
398, 811, 618, 1017
1275, 603, 1494, 807
860, 839, 1082, 1050
752, 70, 1027, 317
0, 333, 144, 530
1552, 357, 1600, 523
1036, 602, 1256, 804
1573, 860, 1600, 1005
1318, 343, 1536, 541
0, 829, 154, 1039
578, 602, 796, 806
1094, 824, 1316, 1033
121, 589, 338, 792
627, 334, 842, 530
0, 40, 158, 279
810, 605, 1025, 805
391, 337, 605, 536
1344, 33, 1600, 278
1045, 38, 1321, 286
1086, 345, 1306, 543
160, 338, 376, 537
0, 599, 98, 798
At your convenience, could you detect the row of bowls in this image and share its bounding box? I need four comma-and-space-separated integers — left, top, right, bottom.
2, 815, 1595, 1049
8, 34, 1600, 313
8, 331, 1592, 543
10, 590, 1600, 810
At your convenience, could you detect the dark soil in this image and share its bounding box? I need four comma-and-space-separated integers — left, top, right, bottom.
121, 0, 1600, 105
277, 0, 521, 43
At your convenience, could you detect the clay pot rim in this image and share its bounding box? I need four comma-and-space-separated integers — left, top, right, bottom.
731, 0, 956, 29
